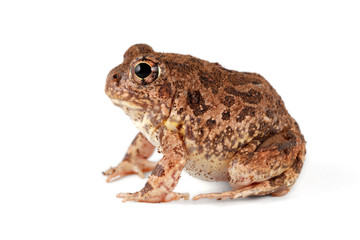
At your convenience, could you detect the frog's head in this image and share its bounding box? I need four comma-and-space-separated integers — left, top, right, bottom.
105, 44, 176, 132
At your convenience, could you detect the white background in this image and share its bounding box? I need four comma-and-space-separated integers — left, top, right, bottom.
1, 1, 359, 239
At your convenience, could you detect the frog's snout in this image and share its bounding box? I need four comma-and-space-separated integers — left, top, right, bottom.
105, 67, 124, 97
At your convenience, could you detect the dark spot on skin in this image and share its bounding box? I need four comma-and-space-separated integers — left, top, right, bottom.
225, 126, 234, 137
276, 99, 287, 115
206, 119, 216, 130
197, 128, 204, 138
236, 107, 256, 122
176, 123, 183, 131
252, 80, 262, 84
177, 108, 184, 115
241, 152, 255, 166
277, 131, 297, 151
185, 125, 195, 140
163, 60, 192, 75
269, 173, 287, 187
224, 87, 263, 104
172, 146, 183, 156
266, 109, 275, 119
227, 72, 263, 86
175, 63, 192, 73
151, 164, 165, 177
248, 123, 257, 137
197, 145, 204, 155
228, 75, 250, 86
186, 90, 210, 116
184, 58, 204, 71
258, 120, 269, 132
222, 110, 230, 120
264, 93, 274, 103
222, 96, 235, 107
158, 82, 172, 98
292, 154, 304, 174
199, 70, 221, 94
177, 124, 184, 138
149, 111, 163, 128
239, 89, 262, 104
140, 182, 153, 196
253, 120, 275, 141
256, 130, 297, 153
213, 133, 223, 145
284, 148, 290, 155
225, 86, 241, 96
112, 73, 121, 87
277, 140, 296, 151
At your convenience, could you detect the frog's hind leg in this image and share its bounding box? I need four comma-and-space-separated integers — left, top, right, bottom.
193, 162, 302, 200
193, 129, 306, 200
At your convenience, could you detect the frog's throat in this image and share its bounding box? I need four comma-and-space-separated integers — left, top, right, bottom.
110, 88, 181, 148
110, 98, 147, 127
110, 98, 162, 147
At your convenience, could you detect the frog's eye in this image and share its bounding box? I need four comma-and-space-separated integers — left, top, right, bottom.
131, 59, 159, 85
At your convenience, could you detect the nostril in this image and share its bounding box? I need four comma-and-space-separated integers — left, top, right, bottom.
111, 73, 122, 87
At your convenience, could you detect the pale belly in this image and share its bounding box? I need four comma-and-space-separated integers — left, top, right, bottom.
184, 153, 231, 182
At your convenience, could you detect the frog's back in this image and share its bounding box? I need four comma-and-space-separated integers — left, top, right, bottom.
163, 57, 295, 181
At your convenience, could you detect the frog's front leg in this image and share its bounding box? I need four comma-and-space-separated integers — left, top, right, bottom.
103, 133, 156, 182
116, 131, 189, 203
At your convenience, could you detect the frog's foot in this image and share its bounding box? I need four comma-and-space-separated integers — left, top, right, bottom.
116, 191, 189, 203
103, 160, 157, 182
193, 185, 254, 200
193, 182, 289, 200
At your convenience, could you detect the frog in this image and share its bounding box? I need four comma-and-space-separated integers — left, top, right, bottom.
103, 44, 306, 203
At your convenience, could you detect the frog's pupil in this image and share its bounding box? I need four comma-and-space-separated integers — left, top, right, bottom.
135, 63, 152, 79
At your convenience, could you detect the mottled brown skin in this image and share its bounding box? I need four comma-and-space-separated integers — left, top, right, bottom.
104, 44, 306, 202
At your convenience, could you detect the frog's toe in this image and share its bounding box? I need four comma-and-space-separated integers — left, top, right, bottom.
116, 192, 142, 202
193, 192, 229, 200
103, 162, 147, 182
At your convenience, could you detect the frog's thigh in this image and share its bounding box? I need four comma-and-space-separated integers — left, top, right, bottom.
229, 130, 304, 190
193, 130, 306, 200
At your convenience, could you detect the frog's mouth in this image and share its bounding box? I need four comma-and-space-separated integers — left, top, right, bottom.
111, 98, 142, 110
110, 98, 145, 119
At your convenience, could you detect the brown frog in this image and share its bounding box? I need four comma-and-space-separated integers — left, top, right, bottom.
103, 44, 306, 202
